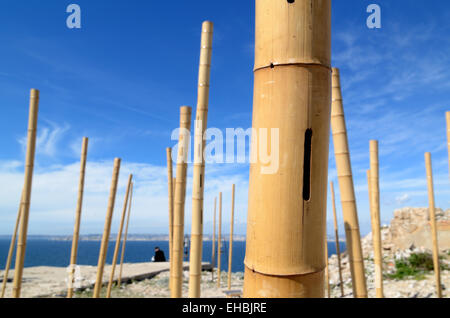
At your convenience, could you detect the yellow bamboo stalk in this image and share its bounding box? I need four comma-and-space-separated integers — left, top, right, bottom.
447, 112, 450, 179
424, 153, 442, 298
227, 184, 235, 290
369, 141, 384, 298
211, 197, 217, 281
12, 89, 39, 298
331, 68, 367, 298
244, 0, 331, 298
67, 137, 89, 298
92, 158, 121, 298
106, 174, 133, 298
166, 148, 174, 291
188, 21, 214, 298
330, 181, 345, 297
217, 192, 222, 289
118, 182, 133, 288
171, 106, 192, 298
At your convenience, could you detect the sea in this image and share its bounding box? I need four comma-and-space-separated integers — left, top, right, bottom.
0, 239, 346, 273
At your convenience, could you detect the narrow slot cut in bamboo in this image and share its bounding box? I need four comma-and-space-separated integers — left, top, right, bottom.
67, 137, 89, 298
166, 148, 174, 291
171, 106, 192, 298
118, 182, 133, 288
217, 192, 222, 288
188, 21, 214, 298
12, 89, 40, 298
243, 0, 331, 298
330, 181, 345, 297
331, 67, 367, 298
93, 158, 121, 298
211, 197, 217, 281
424, 153, 442, 298
106, 174, 133, 298
227, 184, 235, 290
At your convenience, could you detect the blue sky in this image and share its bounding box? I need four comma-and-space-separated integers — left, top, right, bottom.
0, 0, 449, 237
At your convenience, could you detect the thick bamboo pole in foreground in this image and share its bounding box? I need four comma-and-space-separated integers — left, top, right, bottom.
106, 174, 133, 298
166, 148, 174, 291
369, 141, 384, 298
330, 181, 345, 297
227, 184, 235, 290
424, 153, 442, 298
217, 192, 222, 288
188, 21, 214, 298
331, 68, 367, 298
93, 158, 121, 298
447, 112, 450, 179
118, 182, 133, 288
244, 0, 331, 298
67, 137, 89, 298
12, 89, 39, 298
171, 106, 192, 298
211, 197, 217, 281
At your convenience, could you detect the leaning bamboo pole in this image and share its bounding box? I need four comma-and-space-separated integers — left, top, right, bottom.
67, 137, 89, 298
227, 184, 235, 290
244, 0, 331, 298
424, 153, 442, 298
188, 21, 214, 299
12, 89, 39, 298
330, 181, 345, 297
118, 182, 133, 288
331, 67, 367, 298
211, 197, 217, 281
166, 148, 174, 291
369, 141, 384, 298
92, 158, 121, 298
171, 106, 192, 298
106, 174, 133, 298
217, 192, 222, 288
447, 112, 450, 180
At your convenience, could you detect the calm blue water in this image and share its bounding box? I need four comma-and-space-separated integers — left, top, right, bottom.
0, 239, 346, 273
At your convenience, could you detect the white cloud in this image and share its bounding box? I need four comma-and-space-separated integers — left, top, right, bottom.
395, 193, 411, 205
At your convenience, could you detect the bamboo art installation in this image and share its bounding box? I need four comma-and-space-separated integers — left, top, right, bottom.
166, 148, 174, 291
217, 192, 222, 288
330, 181, 345, 297
106, 174, 133, 298
369, 141, 384, 298
211, 197, 217, 281
12, 89, 40, 298
93, 158, 121, 298
331, 68, 367, 298
171, 106, 192, 298
447, 112, 450, 179
227, 184, 235, 290
424, 153, 443, 298
67, 137, 89, 298
244, 0, 331, 298
188, 21, 214, 298
118, 182, 133, 288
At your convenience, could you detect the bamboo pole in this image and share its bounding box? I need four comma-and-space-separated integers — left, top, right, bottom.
369, 141, 384, 298
424, 153, 442, 298
447, 112, 450, 180
330, 181, 345, 297
243, 0, 331, 298
217, 192, 222, 289
106, 174, 133, 298
211, 197, 217, 281
67, 137, 89, 298
118, 182, 133, 288
1, 191, 23, 298
167, 148, 174, 291
92, 158, 121, 298
331, 67, 367, 298
227, 184, 235, 290
171, 106, 192, 298
12, 89, 39, 298
188, 21, 214, 299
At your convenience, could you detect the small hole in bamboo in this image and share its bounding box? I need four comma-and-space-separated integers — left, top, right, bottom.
303, 129, 313, 201
200, 174, 203, 188
287, 0, 295, 3
270, 63, 274, 69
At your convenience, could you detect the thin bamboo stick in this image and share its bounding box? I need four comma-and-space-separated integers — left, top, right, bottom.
330, 181, 345, 297
369, 141, 384, 298
166, 148, 174, 291
244, 0, 331, 298
67, 137, 89, 298
118, 182, 133, 288
227, 184, 235, 290
447, 112, 450, 180
424, 153, 442, 298
217, 192, 222, 289
106, 174, 133, 298
171, 106, 192, 298
92, 158, 121, 298
12, 89, 39, 298
188, 21, 214, 298
211, 197, 217, 281
331, 68, 367, 298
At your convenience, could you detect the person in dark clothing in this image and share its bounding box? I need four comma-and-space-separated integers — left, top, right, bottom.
153, 247, 166, 262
